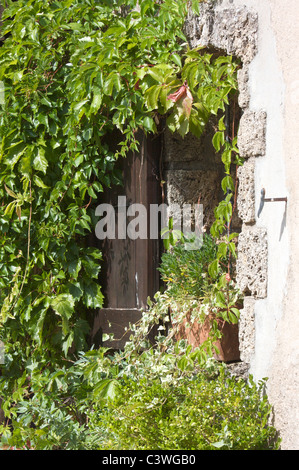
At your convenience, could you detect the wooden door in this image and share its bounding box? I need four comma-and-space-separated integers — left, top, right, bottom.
91, 132, 161, 349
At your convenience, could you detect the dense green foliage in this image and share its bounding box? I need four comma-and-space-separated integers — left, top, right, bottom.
0, 0, 199, 398
102, 371, 279, 450
0, 349, 279, 450
159, 234, 219, 299
0, 0, 279, 450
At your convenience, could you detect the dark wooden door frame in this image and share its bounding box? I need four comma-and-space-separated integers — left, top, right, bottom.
91, 132, 162, 350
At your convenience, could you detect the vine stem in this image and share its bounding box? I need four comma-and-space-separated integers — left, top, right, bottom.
226, 165, 239, 277
226, 98, 238, 277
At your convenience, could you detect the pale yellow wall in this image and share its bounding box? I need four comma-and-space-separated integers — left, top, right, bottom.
236, 0, 299, 450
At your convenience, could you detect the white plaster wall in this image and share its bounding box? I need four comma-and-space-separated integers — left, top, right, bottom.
224, 0, 298, 449
240, 0, 289, 378
265, 0, 299, 450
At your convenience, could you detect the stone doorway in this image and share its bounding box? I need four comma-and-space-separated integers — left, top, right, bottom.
184, 1, 268, 368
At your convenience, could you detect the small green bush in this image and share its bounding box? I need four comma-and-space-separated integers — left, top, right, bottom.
0, 352, 280, 450
158, 234, 219, 299
98, 370, 280, 451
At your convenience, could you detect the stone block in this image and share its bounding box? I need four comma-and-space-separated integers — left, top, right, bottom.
163, 125, 221, 170
237, 110, 267, 158
237, 65, 250, 109
184, 2, 258, 64
165, 169, 222, 230
237, 157, 256, 225
238, 296, 256, 363
236, 226, 268, 298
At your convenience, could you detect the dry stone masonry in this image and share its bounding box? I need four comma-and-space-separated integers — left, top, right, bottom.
184, 1, 258, 64
236, 158, 256, 225
163, 124, 225, 232
236, 227, 268, 299
237, 296, 256, 364
238, 110, 267, 158
180, 0, 268, 368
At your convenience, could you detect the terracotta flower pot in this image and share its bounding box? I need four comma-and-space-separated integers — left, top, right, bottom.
174, 311, 240, 363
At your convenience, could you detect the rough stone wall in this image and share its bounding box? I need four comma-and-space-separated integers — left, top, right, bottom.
184, 1, 258, 64
163, 125, 242, 234
236, 227, 268, 299
236, 157, 255, 225
237, 296, 255, 364
163, 125, 225, 232
237, 110, 267, 158
181, 0, 266, 368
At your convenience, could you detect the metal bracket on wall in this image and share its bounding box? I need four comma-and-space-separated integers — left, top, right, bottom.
258, 188, 288, 217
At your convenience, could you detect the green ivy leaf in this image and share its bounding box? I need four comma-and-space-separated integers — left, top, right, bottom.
208, 259, 219, 279
212, 131, 225, 152
178, 355, 190, 371
217, 242, 227, 259
50, 294, 75, 335
90, 88, 102, 114
218, 115, 226, 131
33, 175, 49, 189
83, 282, 104, 309
191, 0, 201, 16
103, 73, 121, 96
229, 242, 237, 258
93, 378, 120, 400
5, 142, 26, 168
33, 147, 48, 174
145, 84, 162, 110
221, 175, 234, 194
142, 116, 156, 133
171, 53, 182, 68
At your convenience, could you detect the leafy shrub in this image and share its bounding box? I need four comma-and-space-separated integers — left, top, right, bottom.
0, 352, 280, 451
158, 234, 219, 299
0, 350, 111, 450
96, 368, 280, 450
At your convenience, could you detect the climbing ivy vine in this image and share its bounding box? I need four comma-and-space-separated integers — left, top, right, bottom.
0, 0, 243, 420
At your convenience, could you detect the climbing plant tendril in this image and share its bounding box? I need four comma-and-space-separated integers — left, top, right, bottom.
0, 0, 244, 431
